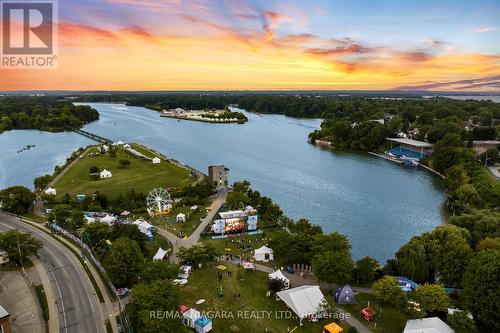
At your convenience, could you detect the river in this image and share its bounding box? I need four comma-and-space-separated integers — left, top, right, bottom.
1, 103, 445, 262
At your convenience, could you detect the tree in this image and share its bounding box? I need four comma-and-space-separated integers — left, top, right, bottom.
454, 184, 479, 212
127, 280, 187, 333
312, 251, 353, 285
0, 230, 43, 262
395, 236, 430, 282
444, 165, 469, 194
268, 277, 287, 295
413, 284, 450, 313
119, 159, 130, 168
461, 250, 500, 330
176, 243, 219, 264
104, 237, 144, 287
476, 237, 500, 251
449, 210, 500, 246
83, 222, 112, 247
372, 276, 405, 306
480, 148, 499, 166
226, 191, 248, 210
290, 218, 323, 236
447, 311, 477, 333
33, 174, 52, 190
354, 257, 379, 284
139, 261, 176, 283
0, 186, 35, 214
89, 166, 100, 179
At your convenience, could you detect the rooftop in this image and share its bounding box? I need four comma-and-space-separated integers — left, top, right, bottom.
0, 305, 9, 319
387, 137, 434, 148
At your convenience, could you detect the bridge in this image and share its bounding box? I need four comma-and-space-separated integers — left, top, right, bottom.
72, 128, 113, 144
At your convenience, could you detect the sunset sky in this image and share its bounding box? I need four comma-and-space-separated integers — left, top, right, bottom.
1, 0, 499, 91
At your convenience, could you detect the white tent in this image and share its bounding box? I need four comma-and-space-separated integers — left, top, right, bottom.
100, 215, 116, 225
100, 169, 112, 178
153, 247, 169, 261
152, 157, 161, 164
269, 270, 290, 289
182, 308, 200, 328
403, 317, 455, 333
44, 187, 57, 195
176, 213, 186, 223
254, 245, 273, 262
276, 285, 325, 322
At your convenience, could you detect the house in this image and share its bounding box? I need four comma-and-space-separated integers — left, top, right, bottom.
176, 213, 186, 223
44, 187, 57, 195
254, 245, 273, 262
276, 285, 326, 324
152, 157, 161, 164
403, 317, 454, 333
0, 305, 10, 333
0, 250, 9, 266
100, 169, 112, 179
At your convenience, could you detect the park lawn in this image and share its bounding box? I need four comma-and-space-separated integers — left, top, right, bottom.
52, 145, 192, 199
341, 292, 410, 333
178, 264, 346, 333
158, 204, 209, 237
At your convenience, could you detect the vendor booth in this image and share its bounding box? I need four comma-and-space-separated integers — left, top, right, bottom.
254, 246, 273, 262
268, 270, 290, 289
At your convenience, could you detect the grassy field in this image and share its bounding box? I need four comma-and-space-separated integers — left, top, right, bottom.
340, 292, 410, 333
52, 145, 193, 198
178, 264, 348, 333
154, 204, 209, 237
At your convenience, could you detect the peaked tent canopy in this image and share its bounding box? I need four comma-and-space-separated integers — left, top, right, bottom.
333, 285, 356, 305
254, 245, 273, 262
268, 270, 290, 289
276, 285, 325, 320
153, 247, 169, 261
403, 317, 454, 333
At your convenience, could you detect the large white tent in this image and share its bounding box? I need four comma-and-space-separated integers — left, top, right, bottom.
100, 215, 116, 225
268, 270, 290, 289
254, 245, 273, 262
403, 317, 454, 333
153, 247, 169, 261
276, 285, 325, 323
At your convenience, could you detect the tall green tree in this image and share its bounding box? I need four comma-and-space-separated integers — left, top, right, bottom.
104, 237, 144, 287
395, 236, 430, 282
139, 261, 177, 283
461, 250, 500, 330
372, 275, 405, 306
0, 230, 43, 262
413, 284, 450, 313
0, 186, 35, 214
354, 257, 379, 284
447, 311, 477, 333
312, 251, 353, 285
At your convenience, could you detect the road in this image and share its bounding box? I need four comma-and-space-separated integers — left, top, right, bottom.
156, 188, 228, 261
0, 213, 106, 333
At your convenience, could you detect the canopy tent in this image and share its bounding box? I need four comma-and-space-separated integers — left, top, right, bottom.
333, 285, 356, 305
324, 322, 343, 333
268, 270, 290, 289
176, 213, 186, 223
403, 317, 454, 333
44, 187, 57, 195
276, 285, 325, 322
243, 262, 255, 270
100, 215, 116, 225
182, 308, 200, 328
195, 316, 212, 333
254, 245, 273, 262
153, 247, 169, 261
179, 305, 189, 314
121, 210, 130, 216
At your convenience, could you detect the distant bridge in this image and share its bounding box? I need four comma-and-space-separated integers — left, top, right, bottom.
72, 128, 112, 144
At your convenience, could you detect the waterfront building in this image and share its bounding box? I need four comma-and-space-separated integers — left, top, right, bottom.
387, 138, 434, 159
208, 165, 229, 189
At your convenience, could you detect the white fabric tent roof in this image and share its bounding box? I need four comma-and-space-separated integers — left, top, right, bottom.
100, 215, 116, 224
153, 247, 169, 261
255, 245, 273, 254
269, 270, 289, 282
276, 285, 325, 319
182, 308, 200, 321
403, 317, 454, 333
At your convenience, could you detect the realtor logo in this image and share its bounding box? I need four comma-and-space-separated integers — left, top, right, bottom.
1, 1, 58, 68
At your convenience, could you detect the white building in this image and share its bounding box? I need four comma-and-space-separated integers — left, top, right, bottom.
44, 187, 57, 195
100, 169, 112, 179
152, 157, 161, 164
176, 213, 186, 223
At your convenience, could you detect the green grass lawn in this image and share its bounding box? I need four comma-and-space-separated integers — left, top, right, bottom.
178, 264, 347, 333
340, 292, 410, 333
52, 145, 193, 199
154, 204, 209, 237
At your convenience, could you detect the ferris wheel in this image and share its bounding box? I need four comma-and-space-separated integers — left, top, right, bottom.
146, 188, 172, 213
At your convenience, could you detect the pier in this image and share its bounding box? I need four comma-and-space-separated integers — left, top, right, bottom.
72, 128, 113, 144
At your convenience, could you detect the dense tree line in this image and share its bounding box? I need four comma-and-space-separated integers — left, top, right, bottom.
0, 96, 99, 133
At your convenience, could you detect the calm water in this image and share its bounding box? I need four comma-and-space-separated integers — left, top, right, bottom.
1, 103, 445, 262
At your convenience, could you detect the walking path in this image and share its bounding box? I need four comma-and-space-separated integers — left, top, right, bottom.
219, 257, 373, 333
156, 188, 228, 262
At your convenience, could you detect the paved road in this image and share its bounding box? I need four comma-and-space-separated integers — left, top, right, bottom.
0, 213, 106, 333
156, 188, 228, 261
